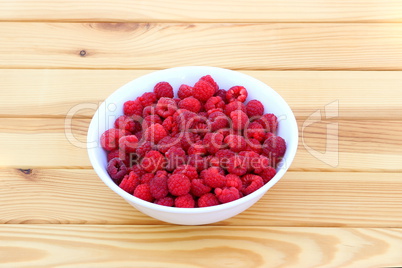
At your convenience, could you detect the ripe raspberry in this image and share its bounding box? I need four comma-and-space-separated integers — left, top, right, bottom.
100, 128, 128, 151
188, 140, 207, 156
165, 146, 187, 171
215, 187, 241, 203
224, 134, 247, 152
118, 135, 139, 153
226, 86, 248, 103
262, 135, 286, 158
245, 122, 265, 142
225, 174, 243, 190
119, 171, 140, 194
134, 184, 154, 202
139, 92, 157, 107
214, 89, 227, 103
107, 149, 121, 162
200, 75, 219, 91
246, 138, 262, 154
155, 170, 168, 178
114, 115, 137, 133
142, 115, 163, 129
174, 109, 198, 131
157, 136, 179, 154
204, 167, 226, 188
187, 154, 208, 172
175, 194, 195, 208
178, 84, 193, 99
167, 174, 191, 196
161, 116, 175, 134
256, 113, 278, 133
178, 97, 201, 113
107, 157, 128, 184
230, 110, 249, 131
149, 175, 169, 199
224, 100, 247, 116
190, 179, 211, 197
208, 111, 229, 131
144, 123, 167, 144
192, 79, 215, 102
173, 165, 198, 181
130, 164, 146, 178
123, 99, 143, 116
135, 141, 154, 158
227, 155, 248, 176
206, 155, 220, 167
204, 96, 225, 112
141, 150, 166, 172
246, 99, 264, 118
155, 196, 174, 207
175, 131, 196, 151
216, 128, 231, 138
253, 155, 271, 174
198, 193, 220, 207
203, 132, 224, 154
241, 174, 264, 195
154, 81, 174, 99
257, 166, 277, 183
156, 97, 178, 118
142, 104, 156, 117
140, 173, 154, 184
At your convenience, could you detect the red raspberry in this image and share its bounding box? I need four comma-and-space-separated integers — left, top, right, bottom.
190, 179, 211, 197
144, 123, 167, 144
142, 104, 156, 117
175, 194, 195, 208
178, 84, 193, 99
226, 86, 248, 103
161, 116, 175, 134
118, 135, 138, 153
100, 128, 128, 151
155, 196, 174, 207
245, 122, 266, 142
187, 154, 208, 172
204, 96, 225, 112
168, 174, 191, 196
135, 141, 154, 158
134, 184, 154, 202
227, 155, 248, 176
215, 187, 241, 203
257, 166, 277, 183
107, 157, 128, 184
156, 97, 178, 118
198, 193, 220, 207
206, 155, 220, 167
214, 89, 227, 103
142, 115, 163, 129
200, 75, 219, 91
192, 79, 215, 102
149, 175, 169, 199
224, 134, 247, 152
123, 99, 143, 116
119, 171, 140, 194
246, 99, 264, 118
246, 138, 262, 154
224, 100, 246, 116
252, 155, 270, 174
174, 109, 198, 131
129, 164, 145, 178
175, 131, 196, 151
204, 167, 226, 188
178, 97, 201, 113
188, 140, 207, 156
140, 173, 154, 184
230, 110, 249, 131
225, 174, 242, 190
256, 113, 278, 133
241, 174, 264, 195
165, 146, 187, 171
239, 151, 260, 172
114, 115, 137, 133
215, 149, 235, 169
157, 136, 179, 154
203, 132, 224, 154
208, 111, 229, 132
107, 149, 121, 162
155, 170, 168, 178
173, 165, 198, 181
139, 92, 157, 107
141, 150, 166, 172
154, 81, 174, 99
262, 135, 286, 158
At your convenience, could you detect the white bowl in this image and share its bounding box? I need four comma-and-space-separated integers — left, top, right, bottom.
87, 66, 298, 225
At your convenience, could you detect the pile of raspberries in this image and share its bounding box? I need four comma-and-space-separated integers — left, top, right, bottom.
101, 75, 286, 208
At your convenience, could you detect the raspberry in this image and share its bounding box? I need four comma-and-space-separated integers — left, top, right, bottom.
192, 79, 215, 102
141, 150, 166, 172
256, 113, 278, 133
245, 122, 266, 142
134, 184, 154, 202
114, 115, 137, 133
107, 149, 121, 162
119, 171, 140, 194
178, 97, 201, 113
161, 116, 175, 134
241, 174, 264, 195
215, 187, 241, 203
173, 165, 198, 181
192, 122, 210, 138
139, 92, 157, 107
188, 140, 207, 156
262, 135, 286, 158
204, 167, 226, 188
100, 128, 128, 151
257, 166, 277, 183
225, 174, 242, 190
175, 194, 195, 208
206, 155, 220, 167
214, 89, 227, 103
246, 138, 262, 154
156, 97, 178, 118
144, 123, 167, 144
230, 110, 249, 131
174, 109, 198, 131
129, 164, 146, 178
175, 131, 196, 151
149, 175, 169, 199
246, 99, 264, 118
224, 134, 247, 152
142, 115, 162, 129
239, 151, 260, 172
142, 104, 156, 117
190, 179, 211, 197
135, 141, 154, 158
123, 99, 143, 116
107, 157, 128, 184
198, 193, 220, 207
200, 75, 219, 91
226, 86, 248, 103
141, 173, 154, 184
165, 146, 187, 171
155, 196, 174, 207
118, 135, 138, 153
178, 84, 193, 99
168, 174, 191, 196
204, 96, 225, 112
155, 170, 168, 178
187, 154, 208, 172
252, 155, 270, 174
224, 100, 246, 116
208, 111, 229, 131
227, 155, 248, 176
157, 136, 179, 154
154, 81, 174, 99
203, 132, 224, 154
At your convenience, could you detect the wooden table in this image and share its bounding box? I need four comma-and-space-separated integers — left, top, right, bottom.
1, 1, 402, 267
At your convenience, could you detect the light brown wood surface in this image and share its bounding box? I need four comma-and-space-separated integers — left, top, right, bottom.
1, 1, 402, 267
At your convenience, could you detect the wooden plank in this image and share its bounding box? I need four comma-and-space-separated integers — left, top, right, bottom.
1, 169, 402, 227
1, 118, 401, 171
1, 225, 402, 267
1, 0, 402, 23
1, 70, 402, 119
1, 23, 402, 70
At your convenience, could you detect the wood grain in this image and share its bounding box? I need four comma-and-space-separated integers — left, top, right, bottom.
2, 169, 402, 227
2, 23, 402, 70
1, 69, 402, 119
1, 225, 402, 267
1, 0, 402, 23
